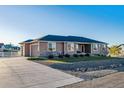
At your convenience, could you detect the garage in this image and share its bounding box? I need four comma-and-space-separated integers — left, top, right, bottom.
31, 44, 39, 57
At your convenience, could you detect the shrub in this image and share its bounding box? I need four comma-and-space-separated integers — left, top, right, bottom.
64, 54, 70, 58
48, 55, 54, 59
27, 57, 47, 60
85, 53, 90, 57
79, 54, 84, 57
97, 54, 101, 56
58, 54, 64, 58
77, 51, 81, 53
73, 54, 79, 57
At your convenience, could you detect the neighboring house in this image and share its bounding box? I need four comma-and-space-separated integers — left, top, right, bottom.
19, 35, 108, 57
4, 44, 20, 52
118, 44, 124, 56
0, 43, 4, 52
0, 43, 20, 57
0, 43, 20, 52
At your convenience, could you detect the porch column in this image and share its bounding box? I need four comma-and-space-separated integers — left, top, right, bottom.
83, 45, 85, 53
91, 44, 93, 54
64, 42, 67, 54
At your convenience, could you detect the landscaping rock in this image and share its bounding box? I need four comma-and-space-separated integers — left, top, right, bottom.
49, 58, 124, 72
87, 68, 94, 71
119, 64, 123, 67
110, 64, 117, 68
80, 68, 87, 72
80, 70, 118, 80
76, 68, 80, 71
98, 66, 104, 70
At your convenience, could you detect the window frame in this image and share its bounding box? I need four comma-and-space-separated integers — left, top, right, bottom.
93, 43, 99, 51
67, 42, 74, 52
48, 42, 56, 52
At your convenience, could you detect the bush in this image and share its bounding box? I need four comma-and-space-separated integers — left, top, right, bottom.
73, 54, 79, 57
77, 51, 81, 53
27, 57, 47, 60
85, 53, 90, 57
58, 54, 64, 58
64, 54, 70, 58
97, 54, 101, 56
48, 55, 54, 59
79, 54, 84, 57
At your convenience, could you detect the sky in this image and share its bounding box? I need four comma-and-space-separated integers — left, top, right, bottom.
0, 5, 124, 46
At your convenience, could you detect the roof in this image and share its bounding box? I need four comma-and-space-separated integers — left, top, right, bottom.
24, 39, 33, 42
22, 35, 107, 44
0, 43, 4, 46
0, 43, 4, 48
38, 35, 107, 44
20, 39, 33, 43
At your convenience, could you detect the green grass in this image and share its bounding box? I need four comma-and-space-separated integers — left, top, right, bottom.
27, 57, 48, 60
51, 56, 117, 62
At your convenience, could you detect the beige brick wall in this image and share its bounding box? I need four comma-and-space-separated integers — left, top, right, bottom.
21, 43, 30, 57
40, 42, 48, 53
56, 42, 64, 54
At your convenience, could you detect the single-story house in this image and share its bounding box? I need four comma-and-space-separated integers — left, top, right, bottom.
0, 43, 20, 52
4, 44, 20, 52
19, 35, 108, 57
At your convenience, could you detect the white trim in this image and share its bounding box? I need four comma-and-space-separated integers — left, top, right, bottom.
38, 41, 40, 52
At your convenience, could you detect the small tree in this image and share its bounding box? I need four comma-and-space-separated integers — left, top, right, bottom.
109, 45, 122, 56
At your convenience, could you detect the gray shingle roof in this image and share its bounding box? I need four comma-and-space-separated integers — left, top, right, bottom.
22, 35, 107, 44
23, 39, 33, 43
38, 35, 107, 44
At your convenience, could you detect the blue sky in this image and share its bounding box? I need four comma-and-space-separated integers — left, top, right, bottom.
0, 5, 124, 46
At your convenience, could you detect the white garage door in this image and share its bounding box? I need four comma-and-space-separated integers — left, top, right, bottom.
31, 45, 39, 57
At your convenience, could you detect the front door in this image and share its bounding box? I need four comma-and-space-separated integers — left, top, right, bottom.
85, 44, 91, 53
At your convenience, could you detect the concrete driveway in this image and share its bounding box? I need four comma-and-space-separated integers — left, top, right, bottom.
0, 57, 82, 88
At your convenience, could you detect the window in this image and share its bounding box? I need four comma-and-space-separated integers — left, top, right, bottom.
67, 42, 74, 52
48, 42, 56, 51
93, 44, 98, 51
102, 44, 106, 50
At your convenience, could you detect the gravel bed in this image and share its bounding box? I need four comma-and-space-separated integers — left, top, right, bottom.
49, 59, 124, 72
65, 69, 118, 80
34, 58, 124, 81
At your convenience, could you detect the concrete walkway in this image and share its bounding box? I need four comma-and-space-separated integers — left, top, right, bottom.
0, 57, 82, 88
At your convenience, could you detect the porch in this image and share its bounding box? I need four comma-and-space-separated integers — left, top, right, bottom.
77, 44, 91, 54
